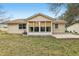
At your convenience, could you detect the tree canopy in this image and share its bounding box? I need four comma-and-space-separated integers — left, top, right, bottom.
48, 3, 79, 26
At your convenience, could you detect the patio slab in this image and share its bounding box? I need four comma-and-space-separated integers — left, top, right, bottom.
52, 34, 79, 39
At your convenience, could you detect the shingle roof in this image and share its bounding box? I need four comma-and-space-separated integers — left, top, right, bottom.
53, 20, 67, 24
6, 19, 26, 24
6, 13, 66, 24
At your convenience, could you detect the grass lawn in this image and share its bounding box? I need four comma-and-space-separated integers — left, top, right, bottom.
0, 31, 79, 56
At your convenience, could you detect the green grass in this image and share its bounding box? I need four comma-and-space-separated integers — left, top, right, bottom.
0, 31, 79, 56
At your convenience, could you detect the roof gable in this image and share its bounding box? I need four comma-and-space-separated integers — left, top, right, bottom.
25, 13, 55, 21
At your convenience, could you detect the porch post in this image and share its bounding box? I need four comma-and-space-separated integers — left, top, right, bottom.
27, 22, 29, 34
45, 21, 46, 32
39, 21, 40, 32
51, 21, 52, 33
26, 22, 29, 33
33, 21, 34, 32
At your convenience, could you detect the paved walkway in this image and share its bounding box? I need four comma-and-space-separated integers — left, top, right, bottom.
52, 34, 79, 39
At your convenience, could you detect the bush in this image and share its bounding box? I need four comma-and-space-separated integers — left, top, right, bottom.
65, 30, 69, 33
70, 31, 72, 33
74, 31, 77, 34
23, 31, 27, 35
65, 30, 70, 33
73, 30, 78, 34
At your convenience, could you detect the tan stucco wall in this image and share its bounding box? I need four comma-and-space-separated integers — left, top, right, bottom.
53, 24, 65, 33
7, 24, 26, 34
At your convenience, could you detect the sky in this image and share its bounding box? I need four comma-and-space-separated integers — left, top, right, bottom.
0, 3, 67, 20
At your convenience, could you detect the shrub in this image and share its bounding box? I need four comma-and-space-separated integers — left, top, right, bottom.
73, 30, 78, 34
65, 30, 69, 33
70, 31, 72, 33
74, 31, 77, 34
23, 31, 27, 35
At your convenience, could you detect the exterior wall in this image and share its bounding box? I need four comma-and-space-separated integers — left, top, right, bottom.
7, 23, 65, 34
7, 24, 27, 34
7, 15, 66, 35
67, 23, 79, 33
53, 23, 65, 34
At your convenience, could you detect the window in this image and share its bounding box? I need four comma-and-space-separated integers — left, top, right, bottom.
46, 27, 51, 32
29, 27, 33, 32
55, 24, 58, 29
34, 27, 39, 32
41, 27, 45, 32
19, 24, 26, 29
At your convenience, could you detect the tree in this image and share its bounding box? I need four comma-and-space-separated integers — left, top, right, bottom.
48, 3, 67, 17
48, 3, 79, 27
61, 4, 79, 26
0, 5, 11, 23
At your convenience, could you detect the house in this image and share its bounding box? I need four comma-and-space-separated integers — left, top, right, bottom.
67, 23, 79, 33
0, 20, 8, 31
6, 13, 66, 35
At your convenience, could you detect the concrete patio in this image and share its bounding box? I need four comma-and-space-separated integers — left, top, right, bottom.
52, 33, 79, 39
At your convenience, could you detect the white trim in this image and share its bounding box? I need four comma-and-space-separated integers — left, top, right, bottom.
33, 21, 34, 32
39, 21, 40, 32
45, 21, 46, 32
27, 22, 28, 33
51, 22, 52, 33
27, 32, 52, 35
